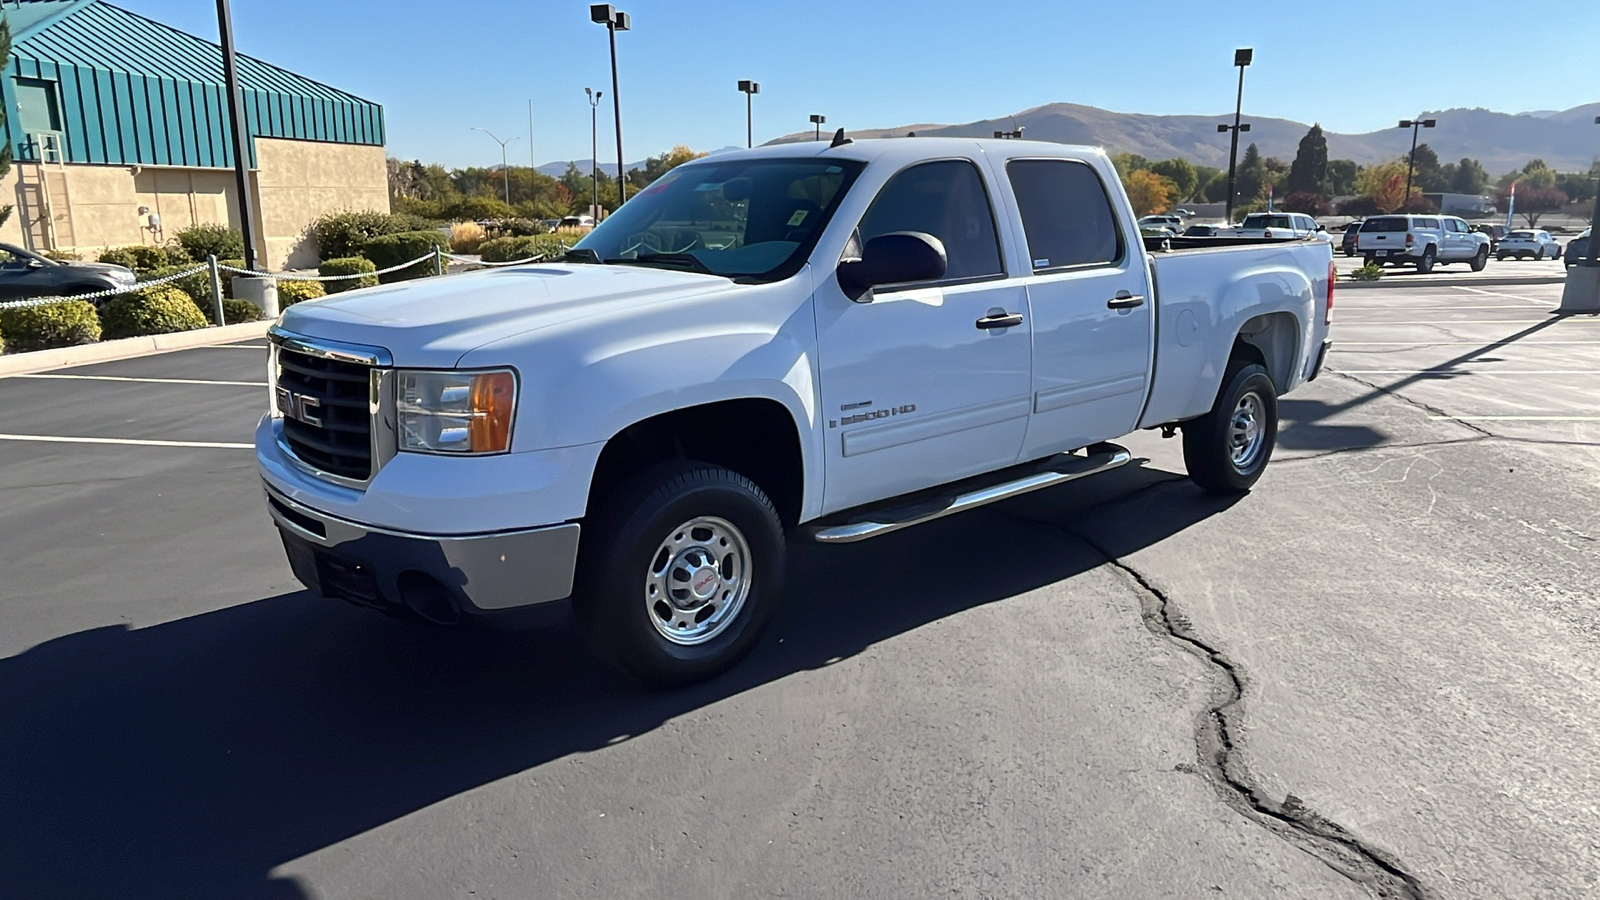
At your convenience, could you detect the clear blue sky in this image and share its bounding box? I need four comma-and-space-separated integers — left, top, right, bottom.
121, 0, 1600, 170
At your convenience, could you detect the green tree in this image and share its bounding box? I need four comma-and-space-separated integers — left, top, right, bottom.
1327, 159, 1360, 196
628, 145, 704, 189
1449, 158, 1488, 194
1234, 143, 1266, 206
0, 18, 12, 227
1109, 153, 1152, 179
1148, 158, 1199, 200
1285, 124, 1330, 196
1410, 143, 1447, 193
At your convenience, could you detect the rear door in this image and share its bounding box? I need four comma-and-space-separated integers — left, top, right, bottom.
998, 157, 1154, 459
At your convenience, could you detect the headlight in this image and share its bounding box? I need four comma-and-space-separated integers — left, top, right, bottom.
396, 369, 517, 454
114, 270, 137, 284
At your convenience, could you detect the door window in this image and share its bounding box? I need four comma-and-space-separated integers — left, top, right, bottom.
1005, 159, 1123, 271
857, 159, 1003, 284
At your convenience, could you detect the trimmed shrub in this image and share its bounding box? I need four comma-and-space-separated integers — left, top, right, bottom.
1349, 262, 1384, 282
478, 234, 568, 263
174, 223, 245, 262
139, 265, 214, 307
221, 298, 263, 324
310, 211, 442, 261
0, 300, 101, 352
277, 280, 327, 306
101, 287, 208, 339
361, 230, 448, 282
319, 257, 379, 294
42, 250, 81, 262
98, 245, 176, 274
450, 221, 488, 254
486, 217, 547, 238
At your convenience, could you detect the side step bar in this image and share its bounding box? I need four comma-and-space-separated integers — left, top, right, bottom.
811, 443, 1132, 544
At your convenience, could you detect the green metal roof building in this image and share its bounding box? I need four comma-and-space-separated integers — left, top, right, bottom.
0, 0, 390, 266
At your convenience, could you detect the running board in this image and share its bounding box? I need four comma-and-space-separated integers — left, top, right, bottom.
810, 443, 1132, 544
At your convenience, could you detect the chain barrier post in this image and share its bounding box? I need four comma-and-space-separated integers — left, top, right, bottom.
432, 245, 444, 277
207, 255, 226, 327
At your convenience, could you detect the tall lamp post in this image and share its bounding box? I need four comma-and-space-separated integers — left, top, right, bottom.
810, 114, 826, 141
585, 88, 603, 220
590, 5, 630, 203
1219, 47, 1253, 226
215, 0, 259, 272
738, 80, 760, 148
1398, 117, 1436, 211
471, 128, 518, 205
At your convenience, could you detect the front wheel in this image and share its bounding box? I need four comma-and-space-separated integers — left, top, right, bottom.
1183, 361, 1279, 495
574, 462, 786, 687
1470, 247, 1488, 272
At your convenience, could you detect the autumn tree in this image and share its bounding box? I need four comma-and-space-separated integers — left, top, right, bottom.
1373, 173, 1410, 214
1148, 158, 1199, 200
1124, 170, 1173, 216
1286, 124, 1330, 196
1497, 184, 1568, 227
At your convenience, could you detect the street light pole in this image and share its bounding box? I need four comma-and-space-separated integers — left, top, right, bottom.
471, 128, 518, 205
215, 0, 260, 272
1398, 117, 1436, 212
585, 88, 603, 220
1221, 48, 1253, 226
1588, 116, 1599, 267
738, 80, 760, 148
810, 114, 825, 141
591, 5, 630, 203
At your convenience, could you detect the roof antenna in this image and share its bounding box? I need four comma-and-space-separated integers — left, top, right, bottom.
829, 127, 852, 148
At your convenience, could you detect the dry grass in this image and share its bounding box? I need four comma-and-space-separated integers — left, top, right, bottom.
450, 221, 488, 254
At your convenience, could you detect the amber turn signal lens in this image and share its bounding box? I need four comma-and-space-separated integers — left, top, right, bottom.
469, 371, 516, 453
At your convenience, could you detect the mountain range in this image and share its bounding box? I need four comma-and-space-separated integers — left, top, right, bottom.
767, 102, 1600, 175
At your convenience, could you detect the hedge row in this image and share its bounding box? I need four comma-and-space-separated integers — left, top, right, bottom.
363, 230, 449, 283
96, 225, 247, 274
478, 234, 568, 263
0, 301, 101, 352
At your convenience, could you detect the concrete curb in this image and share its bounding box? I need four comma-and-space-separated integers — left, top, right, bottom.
0, 320, 273, 377
1339, 275, 1568, 290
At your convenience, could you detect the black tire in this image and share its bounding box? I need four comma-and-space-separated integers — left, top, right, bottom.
1496, 253, 1507, 261
1415, 246, 1436, 273
1470, 247, 1488, 272
574, 461, 785, 687
1182, 361, 1278, 495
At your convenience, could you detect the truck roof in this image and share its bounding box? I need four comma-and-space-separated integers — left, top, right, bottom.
688, 137, 1108, 167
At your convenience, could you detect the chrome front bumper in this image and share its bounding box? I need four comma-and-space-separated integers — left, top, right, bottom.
265, 483, 580, 613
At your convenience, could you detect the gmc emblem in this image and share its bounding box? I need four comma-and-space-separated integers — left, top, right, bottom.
275, 386, 322, 427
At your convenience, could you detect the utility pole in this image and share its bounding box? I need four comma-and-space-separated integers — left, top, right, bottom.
810, 114, 825, 141
1588, 116, 1599, 268
1220, 48, 1253, 226
215, 0, 259, 271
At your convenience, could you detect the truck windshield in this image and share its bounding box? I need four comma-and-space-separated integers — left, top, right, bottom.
1243, 214, 1292, 229
571, 158, 865, 282
1361, 217, 1409, 232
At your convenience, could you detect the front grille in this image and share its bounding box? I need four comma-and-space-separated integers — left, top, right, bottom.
277, 345, 373, 480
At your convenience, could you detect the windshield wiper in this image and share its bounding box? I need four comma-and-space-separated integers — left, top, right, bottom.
604, 253, 718, 276
564, 248, 601, 264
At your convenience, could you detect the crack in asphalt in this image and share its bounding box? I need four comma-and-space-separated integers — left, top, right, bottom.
1063, 522, 1434, 900
1326, 369, 1497, 439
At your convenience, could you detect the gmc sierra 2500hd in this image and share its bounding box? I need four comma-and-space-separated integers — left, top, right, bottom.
260, 137, 1334, 685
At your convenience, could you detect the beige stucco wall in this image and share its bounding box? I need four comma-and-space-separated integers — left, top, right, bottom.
4, 137, 387, 269
255, 138, 389, 269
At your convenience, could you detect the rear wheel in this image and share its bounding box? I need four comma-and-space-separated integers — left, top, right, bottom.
1496, 252, 1507, 261
1182, 361, 1278, 495
574, 462, 785, 687
1415, 246, 1436, 273
1470, 247, 1488, 272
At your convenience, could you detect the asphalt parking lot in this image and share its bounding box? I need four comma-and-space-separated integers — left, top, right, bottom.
1331, 250, 1570, 281
2, 282, 1597, 899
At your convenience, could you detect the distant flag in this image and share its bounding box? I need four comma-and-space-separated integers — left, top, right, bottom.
1506, 180, 1517, 228
1267, 183, 1274, 211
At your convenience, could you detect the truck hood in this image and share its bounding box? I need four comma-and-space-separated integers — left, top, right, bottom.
275, 264, 742, 366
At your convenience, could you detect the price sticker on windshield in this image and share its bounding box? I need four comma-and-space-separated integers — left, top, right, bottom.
787, 209, 809, 227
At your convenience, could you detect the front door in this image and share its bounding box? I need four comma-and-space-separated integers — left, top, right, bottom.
814, 158, 1032, 514
1000, 158, 1154, 459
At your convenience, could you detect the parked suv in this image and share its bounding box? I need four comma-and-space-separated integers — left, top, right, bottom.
1340, 221, 1362, 257
1496, 229, 1561, 261
1358, 215, 1490, 273
1564, 228, 1591, 267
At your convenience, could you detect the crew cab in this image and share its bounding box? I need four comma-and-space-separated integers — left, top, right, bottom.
259, 138, 1334, 685
1358, 214, 1490, 272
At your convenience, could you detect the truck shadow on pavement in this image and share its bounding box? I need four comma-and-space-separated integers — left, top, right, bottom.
0, 462, 1235, 899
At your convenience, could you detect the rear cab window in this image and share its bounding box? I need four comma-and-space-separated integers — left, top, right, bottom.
1361, 217, 1409, 232
1004, 159, 1123, 272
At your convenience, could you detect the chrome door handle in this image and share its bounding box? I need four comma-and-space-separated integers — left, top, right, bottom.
1107, 291, 1145, 309
975, 312, 1024, 330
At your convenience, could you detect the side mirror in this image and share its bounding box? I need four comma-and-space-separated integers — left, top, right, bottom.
1316, 224, 1327, 232
26, 259, 44, 268
837, 232, 947, 302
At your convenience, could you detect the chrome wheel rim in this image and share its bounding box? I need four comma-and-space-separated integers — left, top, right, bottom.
644, 516, 752, 646
1228, 392, 1267, 471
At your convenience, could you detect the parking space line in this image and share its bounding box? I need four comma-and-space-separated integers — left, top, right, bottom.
1452, 286, 1554, 305
0, 433, 252, 449
1334, 320, 1576, 326
1338, 340, 1600, 346
12, 374, 267, 387
1336, 305, 1560, 312
1427, 416, 1600, 421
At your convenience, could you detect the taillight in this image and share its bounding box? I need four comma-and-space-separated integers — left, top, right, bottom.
1405, 232, 1415, 246
1326, 260, 1336, 325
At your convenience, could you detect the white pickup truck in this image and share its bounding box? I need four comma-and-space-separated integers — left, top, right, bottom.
259, 138, 1334, 685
